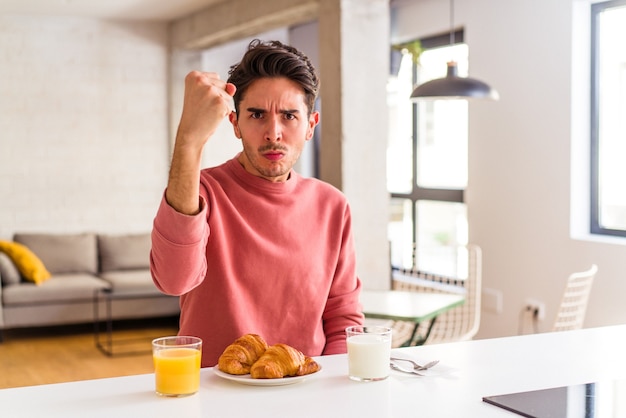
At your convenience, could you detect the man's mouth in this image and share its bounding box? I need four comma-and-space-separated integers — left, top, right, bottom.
263, 152, 284, 161
261, 147, 286, 161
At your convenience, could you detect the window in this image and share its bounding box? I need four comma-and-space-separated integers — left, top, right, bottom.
387, 32, 469, 271
591, 0, 626, 237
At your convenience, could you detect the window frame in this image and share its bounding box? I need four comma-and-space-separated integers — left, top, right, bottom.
590, 0, 626, 238
390, 30, 466, 247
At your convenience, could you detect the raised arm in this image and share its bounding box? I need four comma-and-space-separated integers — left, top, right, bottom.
151, 71, 235, 295
166, 71, 236, 215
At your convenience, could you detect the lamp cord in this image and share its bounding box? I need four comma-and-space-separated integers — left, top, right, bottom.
449, 0, 455, 46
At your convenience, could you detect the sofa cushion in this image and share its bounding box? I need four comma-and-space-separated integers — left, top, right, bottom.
98, 233, 150, 272
2, 273, 110, 305
0, 251, 23, 285
98, 270, 161, 294
14, 233, 98, 275
0, 240, 51, 285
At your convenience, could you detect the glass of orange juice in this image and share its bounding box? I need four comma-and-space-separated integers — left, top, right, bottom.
152, 336, 202, 397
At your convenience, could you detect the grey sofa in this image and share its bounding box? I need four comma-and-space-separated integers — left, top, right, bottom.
0, 232, 179, 338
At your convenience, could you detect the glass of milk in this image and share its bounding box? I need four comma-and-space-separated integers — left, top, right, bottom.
346, 326, 392, 381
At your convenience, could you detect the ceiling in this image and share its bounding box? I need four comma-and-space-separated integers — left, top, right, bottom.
0, 0, 227, 21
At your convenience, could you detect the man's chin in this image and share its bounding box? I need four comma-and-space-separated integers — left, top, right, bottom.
257, 165, 291, 181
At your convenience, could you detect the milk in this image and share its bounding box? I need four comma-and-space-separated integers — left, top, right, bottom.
347, 333, 391, 381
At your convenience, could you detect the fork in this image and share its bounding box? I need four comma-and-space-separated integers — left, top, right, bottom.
389, 362, 424, 376
390, 357, 439, 371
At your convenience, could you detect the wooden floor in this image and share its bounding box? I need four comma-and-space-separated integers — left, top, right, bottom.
0, 317, 178, 389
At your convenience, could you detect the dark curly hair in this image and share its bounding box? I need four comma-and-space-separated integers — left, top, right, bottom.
227, 39, 319, 117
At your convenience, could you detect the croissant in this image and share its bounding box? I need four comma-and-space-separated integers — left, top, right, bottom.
217, 334, 269, 375
250, 343, 321, 379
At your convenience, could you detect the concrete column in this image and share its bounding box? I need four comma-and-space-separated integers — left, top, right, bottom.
318, 0, 390, 289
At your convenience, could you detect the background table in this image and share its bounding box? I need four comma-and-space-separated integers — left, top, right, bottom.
93, 288, 174, 356
360, 289, 465, 345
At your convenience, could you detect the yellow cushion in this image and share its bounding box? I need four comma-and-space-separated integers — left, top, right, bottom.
0, 240, 51, 285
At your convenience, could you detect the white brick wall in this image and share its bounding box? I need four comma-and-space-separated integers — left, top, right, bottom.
0, 15, 170, 239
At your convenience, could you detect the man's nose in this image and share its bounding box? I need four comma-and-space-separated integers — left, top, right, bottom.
265, 116, 282, 141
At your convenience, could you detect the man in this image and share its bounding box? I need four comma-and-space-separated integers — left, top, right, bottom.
150, 39, 363, 367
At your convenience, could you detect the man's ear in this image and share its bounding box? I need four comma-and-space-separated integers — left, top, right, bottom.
229, 112, 241, 139
306, 111, 320, 140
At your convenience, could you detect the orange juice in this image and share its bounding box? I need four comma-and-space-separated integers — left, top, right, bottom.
153, 347, 201, 396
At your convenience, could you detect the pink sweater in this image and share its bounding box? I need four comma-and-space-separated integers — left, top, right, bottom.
150, 157, 364, 367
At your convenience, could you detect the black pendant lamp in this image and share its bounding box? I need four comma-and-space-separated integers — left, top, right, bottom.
410, 0, 499, 101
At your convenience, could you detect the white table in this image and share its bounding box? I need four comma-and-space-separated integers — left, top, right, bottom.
360, 289, 465, 345
2, 325, 626, 417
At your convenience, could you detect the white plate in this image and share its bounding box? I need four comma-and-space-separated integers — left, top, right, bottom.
213, 367, 321, 386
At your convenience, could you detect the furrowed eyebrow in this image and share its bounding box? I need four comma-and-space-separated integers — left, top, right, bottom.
245, 107, 300, 115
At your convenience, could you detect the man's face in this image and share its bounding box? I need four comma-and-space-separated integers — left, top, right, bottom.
229, 77, 319, 183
